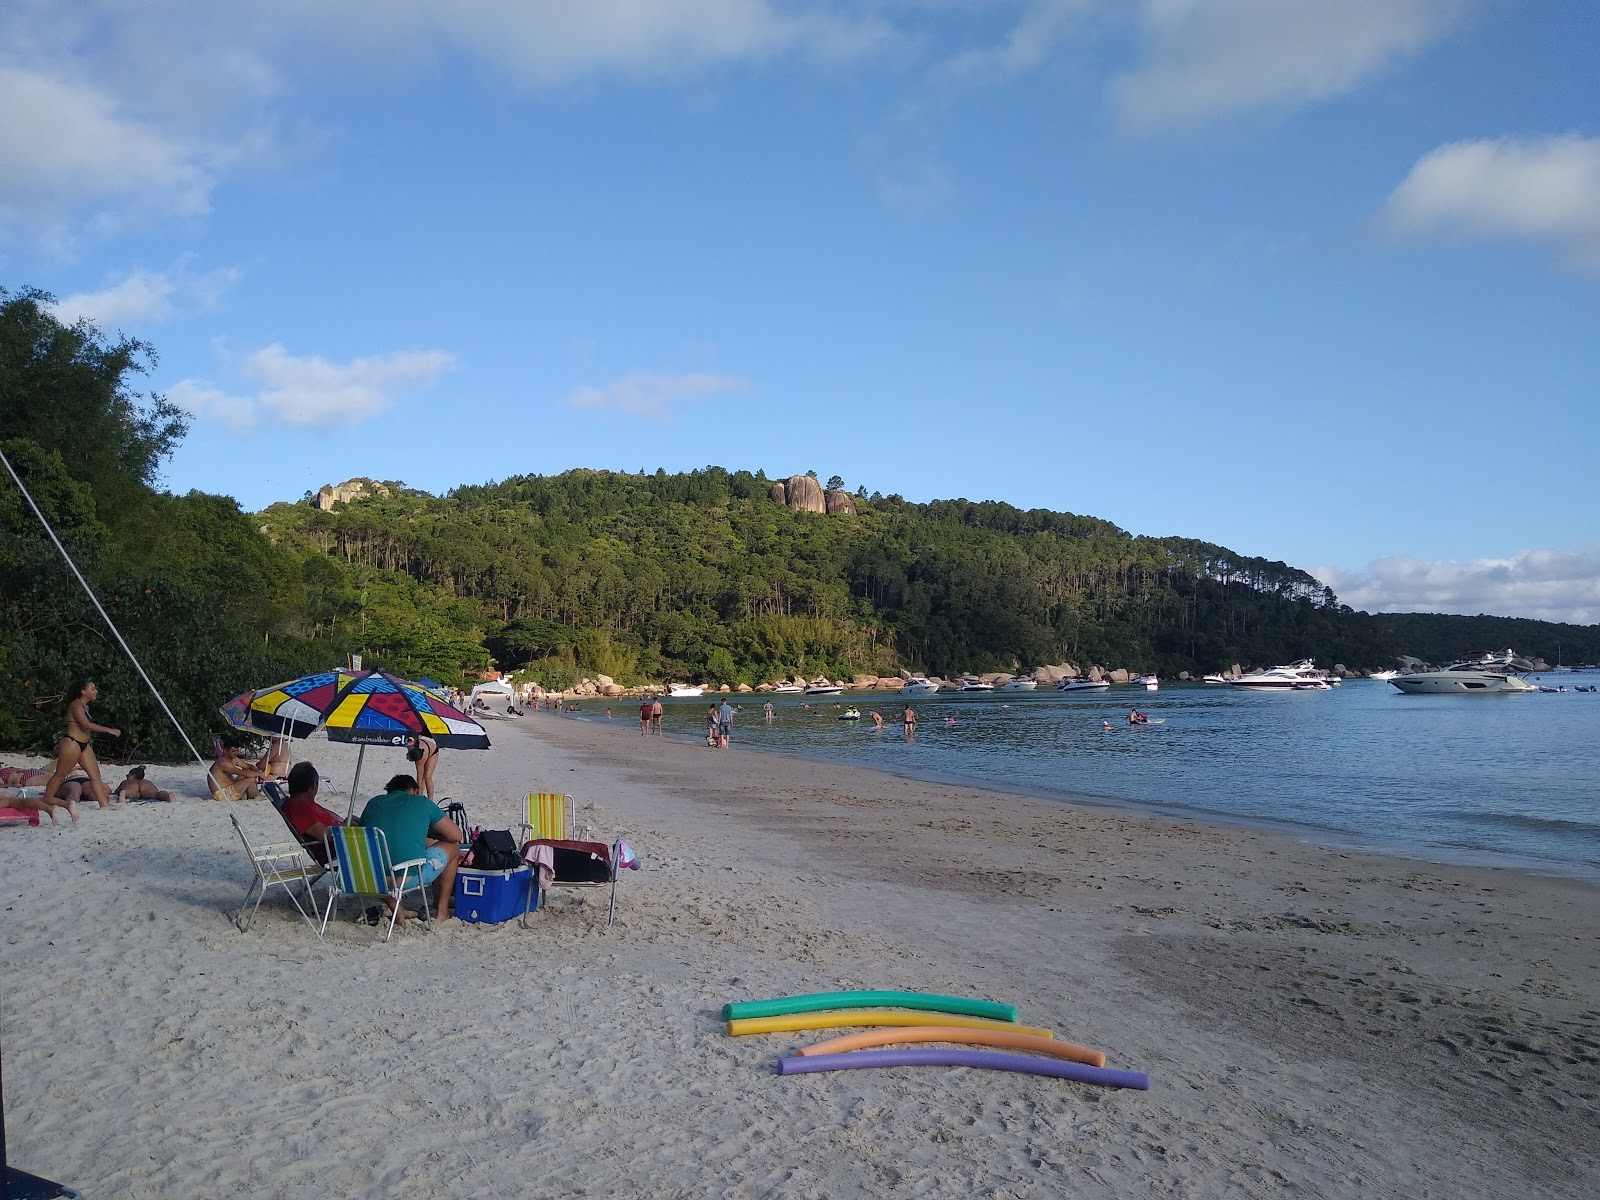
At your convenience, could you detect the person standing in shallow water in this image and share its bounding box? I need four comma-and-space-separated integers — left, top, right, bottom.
41, 680, 119, 813
639, 697, 653, 737
651, 696, 664, 736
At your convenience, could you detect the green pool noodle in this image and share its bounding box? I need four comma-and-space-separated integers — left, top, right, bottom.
722, 990, 1018, 1023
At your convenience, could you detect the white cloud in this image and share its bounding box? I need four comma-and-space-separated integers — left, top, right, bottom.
938, 0, 1091, 84
170, 343, 455, 431
0, 65, 212, 236
48, 261, 241, 328
566, 372, 751, 420
1384, 134, 1600, 274
1109, 0, 1473, 132
1317, 547, 1600, 625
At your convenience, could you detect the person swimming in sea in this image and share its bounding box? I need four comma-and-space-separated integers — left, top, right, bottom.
1129, 708, 1149, 725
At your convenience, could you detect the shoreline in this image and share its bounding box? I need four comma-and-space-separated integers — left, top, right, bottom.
554, 707, 1600, 887
3, 711, 1596, 1196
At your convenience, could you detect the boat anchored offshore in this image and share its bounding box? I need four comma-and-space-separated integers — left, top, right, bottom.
1369, 669, 1399, 682
1001, 676, 1038, 691
900, 675, 940, 696
1389, 650, 1538, 695
1133, 674, 1159, 691
668, 684, 704, 698
1202, 673, 1228, 684
1057, 677, 1111, 692
1226, 661, 1335, 691
772, 683, 804, 694
958, 678, 995, 692
804, 681, 844, 696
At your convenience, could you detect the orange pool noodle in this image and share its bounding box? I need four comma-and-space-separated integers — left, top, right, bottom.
726, 1011, 1051, 1038
797, 1026, 1106, 1068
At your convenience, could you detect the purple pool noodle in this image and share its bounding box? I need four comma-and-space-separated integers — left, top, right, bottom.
778, 1048, 1150, 1089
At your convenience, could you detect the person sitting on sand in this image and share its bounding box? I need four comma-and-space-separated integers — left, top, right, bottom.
111, 767, 173, 803
40, 680, 120, 811
257, 736, 290, 780
280, 761, 342, 864
359, 774, 462, 922
208, 742, 262, 802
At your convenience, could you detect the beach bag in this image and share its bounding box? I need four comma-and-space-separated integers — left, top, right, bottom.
443, 799, 469, 836
470, 828, 521, 872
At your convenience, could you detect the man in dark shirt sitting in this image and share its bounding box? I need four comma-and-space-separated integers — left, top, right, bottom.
360, 773, 463, 921
280, 761, 342, 864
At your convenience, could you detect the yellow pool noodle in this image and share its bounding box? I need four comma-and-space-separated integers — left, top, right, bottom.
726, 1011, 1052, 1038
796, 1026, 1105, 1068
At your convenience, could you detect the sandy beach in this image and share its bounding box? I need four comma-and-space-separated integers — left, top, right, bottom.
2, 714, 1597, 1198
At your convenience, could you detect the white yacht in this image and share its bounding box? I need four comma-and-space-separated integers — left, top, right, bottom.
1226, 661, 1335, 691
804, 681, 844, 696
1201, 673, 1229, 685
668, 684, 704, 698
1389, 651, 1538, 695
772, 683, 804, 694
1369, 669, 1399, 682
958, 678, 995, 692
900, 675, 941, 696
1001, 676, 1038, 691
1133, 673, 1159, 691
1056, 677, 1111, 692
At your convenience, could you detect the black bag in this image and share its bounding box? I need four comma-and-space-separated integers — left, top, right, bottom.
470, 828, 521, 872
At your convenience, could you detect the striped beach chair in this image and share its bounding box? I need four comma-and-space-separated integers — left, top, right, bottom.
318, 825, 432, 942
520, 792, 623, 926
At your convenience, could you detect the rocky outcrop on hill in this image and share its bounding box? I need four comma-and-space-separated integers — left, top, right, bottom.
768, 474, 854, 515
313, 478, 389, 510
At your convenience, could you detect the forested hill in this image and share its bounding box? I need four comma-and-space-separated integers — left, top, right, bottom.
5, 287, 1597, 759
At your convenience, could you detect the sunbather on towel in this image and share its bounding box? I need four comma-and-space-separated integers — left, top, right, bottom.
359, 773, 462, 922
208, 743, 261, 802
0, 764, 84, 823
111, 766, 174, 803
280, 761, 342, 864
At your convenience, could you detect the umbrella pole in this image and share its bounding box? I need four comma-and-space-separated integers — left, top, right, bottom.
346, 744, 367, 822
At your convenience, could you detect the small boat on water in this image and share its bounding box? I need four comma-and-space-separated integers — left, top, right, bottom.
958, 678, 994, 692
1202, 673, 1228, 684
1390, 650, 1538, 695
1001, 676, 1038, 691
1369, 669, 1399, 682
1056, 677, 1111, 692
838, 707, 861, 721
772, 683, 804, 694
1133, 674, 1158, 691
1227, 661, 1335, 691
804, 681, 844, 696
668, 684, 704, 698
900, 675, 940, 695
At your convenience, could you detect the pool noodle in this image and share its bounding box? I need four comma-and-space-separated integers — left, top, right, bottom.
723, 990, 1017, 1023
778, 1047, 1149, 1089
728, 1011, 1050, 1038
797, 1026, 1106, 1068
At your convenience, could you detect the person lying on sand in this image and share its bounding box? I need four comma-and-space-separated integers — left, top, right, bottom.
0, 765, 85, 822
112, 767, 173, 803
208, 744, 261, 802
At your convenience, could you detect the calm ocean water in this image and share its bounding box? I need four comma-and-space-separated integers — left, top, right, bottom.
586, 674, 1600, 882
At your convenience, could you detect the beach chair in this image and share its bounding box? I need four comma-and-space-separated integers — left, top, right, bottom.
519, 792, 621, 927
230, 813, 323, 934
260, 779, 334, 869
318, 825, 433, 943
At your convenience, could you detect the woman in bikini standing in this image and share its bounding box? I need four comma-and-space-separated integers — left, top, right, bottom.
41, 680, 120, 813
406, 733, 440, 800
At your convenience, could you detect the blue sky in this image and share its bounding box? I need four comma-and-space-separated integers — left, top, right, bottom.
5, 1, 1598, 621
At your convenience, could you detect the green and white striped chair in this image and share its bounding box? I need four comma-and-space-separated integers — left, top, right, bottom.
318, 825, 432, 942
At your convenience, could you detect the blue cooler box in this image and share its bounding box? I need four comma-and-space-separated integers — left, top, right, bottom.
453, 864, 535, 925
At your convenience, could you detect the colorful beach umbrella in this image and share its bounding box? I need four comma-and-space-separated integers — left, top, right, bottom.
236, 668, 489, 750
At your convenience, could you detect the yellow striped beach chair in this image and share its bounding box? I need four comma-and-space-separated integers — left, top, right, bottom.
519, 792, 624, 926
318, 825, 433, 942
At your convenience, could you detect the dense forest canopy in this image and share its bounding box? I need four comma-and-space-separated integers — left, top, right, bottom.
3, 287, 1597, 759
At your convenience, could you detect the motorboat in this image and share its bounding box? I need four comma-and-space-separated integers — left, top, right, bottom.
1389, 650, 1538, 695
1369, 669, 1399, 682
772, 683, 804, 694
804, 681, 844, 696
1226, 661, 1335, 691
668, 684, 704, 698
1056, 677, 1111, 692
958, 678, 994, 692
1201, 673, 1228, 685
900, 675, 941, 695
1133, 674, 1158, 691
1001, 676, 1038, 691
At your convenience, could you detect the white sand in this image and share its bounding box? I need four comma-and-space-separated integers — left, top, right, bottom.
2, 715, 1597, 1198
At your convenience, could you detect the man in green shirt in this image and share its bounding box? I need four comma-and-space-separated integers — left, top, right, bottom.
359, 773, 463, 921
